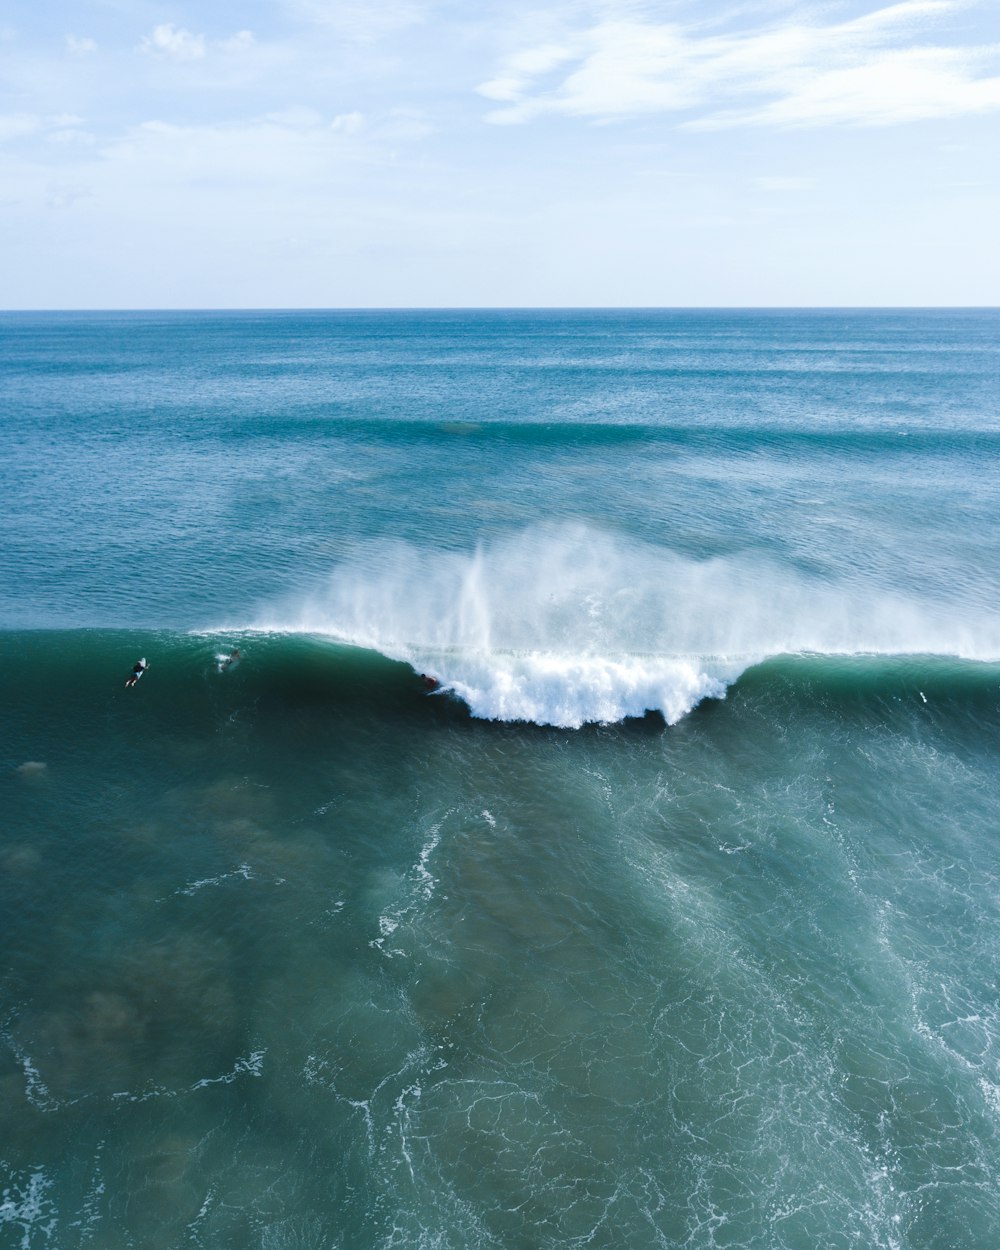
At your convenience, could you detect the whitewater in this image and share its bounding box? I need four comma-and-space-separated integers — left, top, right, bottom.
239, 523, 1000, 727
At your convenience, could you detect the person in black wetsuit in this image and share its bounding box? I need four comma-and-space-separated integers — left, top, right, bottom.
124, 658, 149, 689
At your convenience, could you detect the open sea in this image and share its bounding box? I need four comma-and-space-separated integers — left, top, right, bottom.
2, 308, 1000, 1250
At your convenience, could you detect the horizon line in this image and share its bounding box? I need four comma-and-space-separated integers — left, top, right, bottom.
2, 304, 998, 315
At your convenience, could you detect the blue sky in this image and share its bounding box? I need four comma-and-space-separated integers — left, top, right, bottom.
2, 0, 998, 306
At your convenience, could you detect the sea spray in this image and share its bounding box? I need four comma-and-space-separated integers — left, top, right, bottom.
244, 523, 1000, 727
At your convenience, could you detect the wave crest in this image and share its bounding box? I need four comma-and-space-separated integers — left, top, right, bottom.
438, 653, 733, 729
242, 524, 1000, 728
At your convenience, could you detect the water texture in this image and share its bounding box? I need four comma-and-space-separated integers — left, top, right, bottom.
1, 309, 999, 1249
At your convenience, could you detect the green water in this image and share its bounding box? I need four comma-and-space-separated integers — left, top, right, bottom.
3, 634, 1000, 1248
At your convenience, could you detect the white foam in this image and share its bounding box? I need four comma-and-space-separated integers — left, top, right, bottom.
441, 650, 732, 729
190, 1049, 266, 1090
242, 523, 1000, 728
416, 826, 441, 898
104, 1051, 266, 1103
371, 819, 448, 955
0, 1168, 55, 1250
1, 1028, 60, 1114
177, 863, 254, 896
980, 1078, 1000, 1117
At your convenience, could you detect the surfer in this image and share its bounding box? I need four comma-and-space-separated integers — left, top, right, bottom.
221, 649, 242, 671
421, 674, 440, 692
124, 658, 149, 689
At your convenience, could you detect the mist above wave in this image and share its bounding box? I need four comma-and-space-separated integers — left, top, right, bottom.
246, 524, 1000, 728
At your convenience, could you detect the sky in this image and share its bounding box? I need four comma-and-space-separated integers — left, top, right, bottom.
1, 0, 999, 307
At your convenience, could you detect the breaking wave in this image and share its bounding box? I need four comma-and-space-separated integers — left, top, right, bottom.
234, 524, 1000, 729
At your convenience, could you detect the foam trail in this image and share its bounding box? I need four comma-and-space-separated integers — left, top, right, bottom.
244, 524, 1000, 728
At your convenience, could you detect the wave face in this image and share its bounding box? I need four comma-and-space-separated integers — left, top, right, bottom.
3, 624, 998, 730
238, 524, 1000, 727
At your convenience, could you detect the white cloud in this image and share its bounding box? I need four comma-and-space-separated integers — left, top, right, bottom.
0, 114, 43, 142
66, 35, 97, 57
696, 46, 1000, 128
218, 30, 256, 54
140, 24, 207, 61
478, 41, 578, 103
138, 24, 260, 64
477, 0, 1000, 129
0, 113, 42, 142
331, 111, 365, 133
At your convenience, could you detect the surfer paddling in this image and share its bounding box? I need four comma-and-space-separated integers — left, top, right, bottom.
124, 658, 149, 689
220, 649, 242, 671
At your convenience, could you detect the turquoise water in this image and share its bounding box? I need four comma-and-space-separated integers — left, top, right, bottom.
2, 310, 1000, 1248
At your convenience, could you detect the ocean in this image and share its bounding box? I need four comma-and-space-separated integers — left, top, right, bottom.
1, 308, 999, 1249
